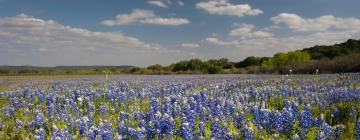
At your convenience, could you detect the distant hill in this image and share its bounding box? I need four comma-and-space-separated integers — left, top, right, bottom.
162, 38, 360, 74
0, 39, 359, 75
0, 65, 137, 75
232, 38, 360, 73
54, 65, 135, 70
0, 65, 135, 70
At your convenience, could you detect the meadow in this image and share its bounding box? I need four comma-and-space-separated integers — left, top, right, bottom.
0, 74, 359, 140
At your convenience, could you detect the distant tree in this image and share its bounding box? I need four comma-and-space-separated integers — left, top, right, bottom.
109, 68, 117, 73
18, 69, 31, 74
147, 64, 164, 71
235, 56, 260, 68
302, 39, 360, 59
188, 59, 203, 71
208, 58, 234, 69
0, 69, 10, 74
130, 67, 141, 73
264, 51, 311, 67
287, 51, 311, 64
259, 57, 271, 65
205, 64, 222, 74
66, 70, 73, 74
172, 60, 189, 72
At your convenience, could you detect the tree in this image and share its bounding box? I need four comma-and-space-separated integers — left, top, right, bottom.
206, 64, 222, 74
172, 61, 189, 72
267, 51, 311, 67
235, 56, 260, 68
147, 64, 163, 71
188, 59, 203, 71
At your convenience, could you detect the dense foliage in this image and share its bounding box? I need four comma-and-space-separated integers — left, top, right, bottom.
0, 74, 359, 139
302, 39, 360, 59
1, 39, 360, 75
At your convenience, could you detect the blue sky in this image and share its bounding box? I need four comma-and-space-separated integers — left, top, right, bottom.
1, 0, 360, 66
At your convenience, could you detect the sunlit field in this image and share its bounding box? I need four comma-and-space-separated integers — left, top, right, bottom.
0, 74, 359, 140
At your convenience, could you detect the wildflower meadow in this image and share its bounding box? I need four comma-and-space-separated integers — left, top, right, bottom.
0, 74, 359, 140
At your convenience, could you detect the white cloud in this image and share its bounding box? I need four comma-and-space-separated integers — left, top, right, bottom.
196, 0, 263, 17
101, 9, 190, 26
101, 9, 155, 26
205, 14, 360, 55
148, 1, 168, 8
230, 24, 254, 35
271, 13, 360, 32
0, 13, 159, 50
205, 37, 238, 46
0, 14, 193, 66
177, 1, 184, 6
140, 17, 189, 25
229, 24, 272, 38
206, 29, 360, 52
204, 14, 360, 56
181, 43, 200, 48
205, 15, 360, 56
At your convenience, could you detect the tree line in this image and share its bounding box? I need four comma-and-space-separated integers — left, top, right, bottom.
1, 39, 360, 75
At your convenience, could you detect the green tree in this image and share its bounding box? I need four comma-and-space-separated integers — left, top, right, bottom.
235, 56, 260, 68
268, 51, 311, 67
205, 64, 222, 74
172, 60, 189, 72
147, 64, 164, 71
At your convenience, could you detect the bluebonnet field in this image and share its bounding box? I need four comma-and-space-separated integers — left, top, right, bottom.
0, 74, 359, 140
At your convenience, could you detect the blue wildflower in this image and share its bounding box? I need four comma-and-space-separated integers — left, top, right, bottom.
35, 128, 46, 140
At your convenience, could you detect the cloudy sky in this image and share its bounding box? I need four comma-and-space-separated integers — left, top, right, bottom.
1, 0, 360, 66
